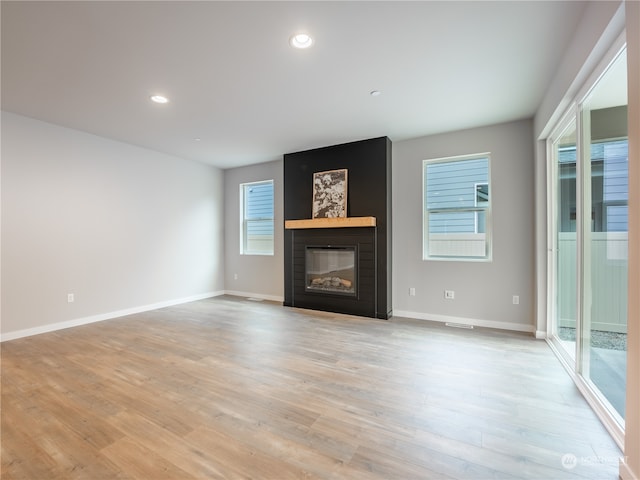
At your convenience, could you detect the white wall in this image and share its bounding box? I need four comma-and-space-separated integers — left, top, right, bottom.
392, 119, 534, 332
223, 160, 284, 301
1, 112, 224, 339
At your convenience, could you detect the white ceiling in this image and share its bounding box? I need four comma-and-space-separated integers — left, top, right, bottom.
1, 1, 589, 169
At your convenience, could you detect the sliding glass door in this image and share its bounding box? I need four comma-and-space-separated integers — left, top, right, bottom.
579, 48, 628, 422
548, 44, 627, 437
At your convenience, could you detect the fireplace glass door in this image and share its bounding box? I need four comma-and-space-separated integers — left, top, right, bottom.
305, 246, 357, 296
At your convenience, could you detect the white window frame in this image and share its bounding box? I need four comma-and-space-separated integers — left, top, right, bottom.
474, 182, 489, 234
422, 153, 492, 261
240, 179, 274, 256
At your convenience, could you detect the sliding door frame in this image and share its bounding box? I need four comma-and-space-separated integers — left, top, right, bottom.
545, 32, 627, 450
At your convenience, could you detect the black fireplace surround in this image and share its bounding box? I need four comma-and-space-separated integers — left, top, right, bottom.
283, 137, 392, 319
290, 228, 376, 317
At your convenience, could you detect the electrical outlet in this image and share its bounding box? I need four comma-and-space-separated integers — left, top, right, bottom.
67, 293, 74, 303
444, 290, 455, 300
409, 287, 416, 296
513, 295, 520, 305
234, 273, 238, 280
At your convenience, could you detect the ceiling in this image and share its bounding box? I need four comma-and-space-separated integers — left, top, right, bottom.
1, 1, 589, 169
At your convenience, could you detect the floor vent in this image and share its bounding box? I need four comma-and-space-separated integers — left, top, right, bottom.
445, 322, 474, 329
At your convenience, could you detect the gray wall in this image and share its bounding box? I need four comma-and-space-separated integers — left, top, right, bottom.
224, 123, 536, 330
592, 105, 628, 141
223, 160, 284, 301
392, 119, 535, 331
533, 1, 624, 139
1, 112, 224, 338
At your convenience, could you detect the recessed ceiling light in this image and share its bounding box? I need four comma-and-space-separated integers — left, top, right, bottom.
290, 33, 313, 49
150, 95, 169, 104
370, 90, 382, 97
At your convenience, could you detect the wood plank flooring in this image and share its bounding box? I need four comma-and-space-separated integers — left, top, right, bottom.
1, 295, 622, 479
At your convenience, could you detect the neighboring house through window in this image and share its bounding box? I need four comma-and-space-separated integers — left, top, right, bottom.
240, 180, 274, 255
558, 139, 629, 233
423, 153, 491, 260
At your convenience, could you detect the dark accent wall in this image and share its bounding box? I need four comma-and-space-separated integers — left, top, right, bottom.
284, 137, 392, 319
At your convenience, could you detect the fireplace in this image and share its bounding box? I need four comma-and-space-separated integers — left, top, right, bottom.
286, 226, 377, 318
283, 136, 392, 319
305, 246, 357, 296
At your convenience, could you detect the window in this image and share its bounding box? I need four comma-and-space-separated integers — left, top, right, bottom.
240, 180, 274, 255
423, 153, 491, 260
556, 139, 629, 233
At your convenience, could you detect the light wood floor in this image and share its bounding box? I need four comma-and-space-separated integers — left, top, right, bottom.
1, 295, 622, 479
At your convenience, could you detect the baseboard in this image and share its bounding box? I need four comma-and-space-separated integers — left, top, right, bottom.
223, 290, 284, 303
535, 330, 547, 339
620, 458, 638, 480
392, 309, 535, 334
0, 291, 224, 342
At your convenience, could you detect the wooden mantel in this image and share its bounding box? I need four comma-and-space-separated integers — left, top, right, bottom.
285, 216, 376, 229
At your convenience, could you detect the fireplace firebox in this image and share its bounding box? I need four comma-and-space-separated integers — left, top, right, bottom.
305, 246, 357, 296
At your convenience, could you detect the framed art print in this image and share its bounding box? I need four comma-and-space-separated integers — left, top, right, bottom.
312, 169, 348, 218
